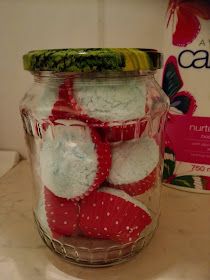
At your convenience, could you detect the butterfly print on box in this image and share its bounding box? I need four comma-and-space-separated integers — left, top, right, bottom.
162, 55, 197, 115
163, 135, 210, 190
167, 0, 210, 47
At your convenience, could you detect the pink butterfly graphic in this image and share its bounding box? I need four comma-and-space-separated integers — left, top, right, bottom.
163, 136, 210, 190
167, 0, 210, 47
162, 55, 197, 115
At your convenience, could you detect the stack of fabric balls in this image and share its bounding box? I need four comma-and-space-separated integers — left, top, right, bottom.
36, 76, 160, 244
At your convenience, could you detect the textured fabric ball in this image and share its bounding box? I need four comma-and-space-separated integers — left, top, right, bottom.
73, 77, 146, 122
108, 137, 159, 185
40, 120, 98, 199
26, 81, 59, 121
79, 186, 152, 243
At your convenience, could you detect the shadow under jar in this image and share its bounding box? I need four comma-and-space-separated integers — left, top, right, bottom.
20, 48, 169, 267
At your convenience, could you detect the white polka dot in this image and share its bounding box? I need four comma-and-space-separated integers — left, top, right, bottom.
50, 211, 54, 215
110, 197, 113, 201
96, 216, 99, 220
47, 204, 51, 207
129, 237, 132, 242
115, 221, 119, 225
64, 212, 68, 215
52, 220, 56, 223
81, 214, 84, 218
101, 201, 104, 205
93, 203, 96, 207
107, 212, 110, 216
60, 203, 64, 207
87, 216, 90, 220
117, 206, 120, 210
126, 226, 130, 230
104, 227, 107, 231
64, 221, 68, 225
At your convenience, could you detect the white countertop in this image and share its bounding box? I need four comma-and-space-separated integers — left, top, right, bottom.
0, 160, 209, 280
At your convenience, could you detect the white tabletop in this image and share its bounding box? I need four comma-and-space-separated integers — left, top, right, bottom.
0, 160, 209, 280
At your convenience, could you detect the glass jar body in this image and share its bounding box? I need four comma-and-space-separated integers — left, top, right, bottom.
20, 71, 168, 267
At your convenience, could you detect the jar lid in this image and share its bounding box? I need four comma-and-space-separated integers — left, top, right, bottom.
23, 48, 162, 73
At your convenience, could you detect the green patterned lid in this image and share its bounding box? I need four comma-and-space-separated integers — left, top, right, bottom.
23, 48, 162, 73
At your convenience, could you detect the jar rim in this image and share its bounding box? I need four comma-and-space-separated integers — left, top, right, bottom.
23, 48, 162, 73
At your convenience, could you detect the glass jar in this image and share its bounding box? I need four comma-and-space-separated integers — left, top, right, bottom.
20, 48, 168, 267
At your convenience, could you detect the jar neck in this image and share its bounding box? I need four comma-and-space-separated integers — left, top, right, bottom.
33, 71, 156, 84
